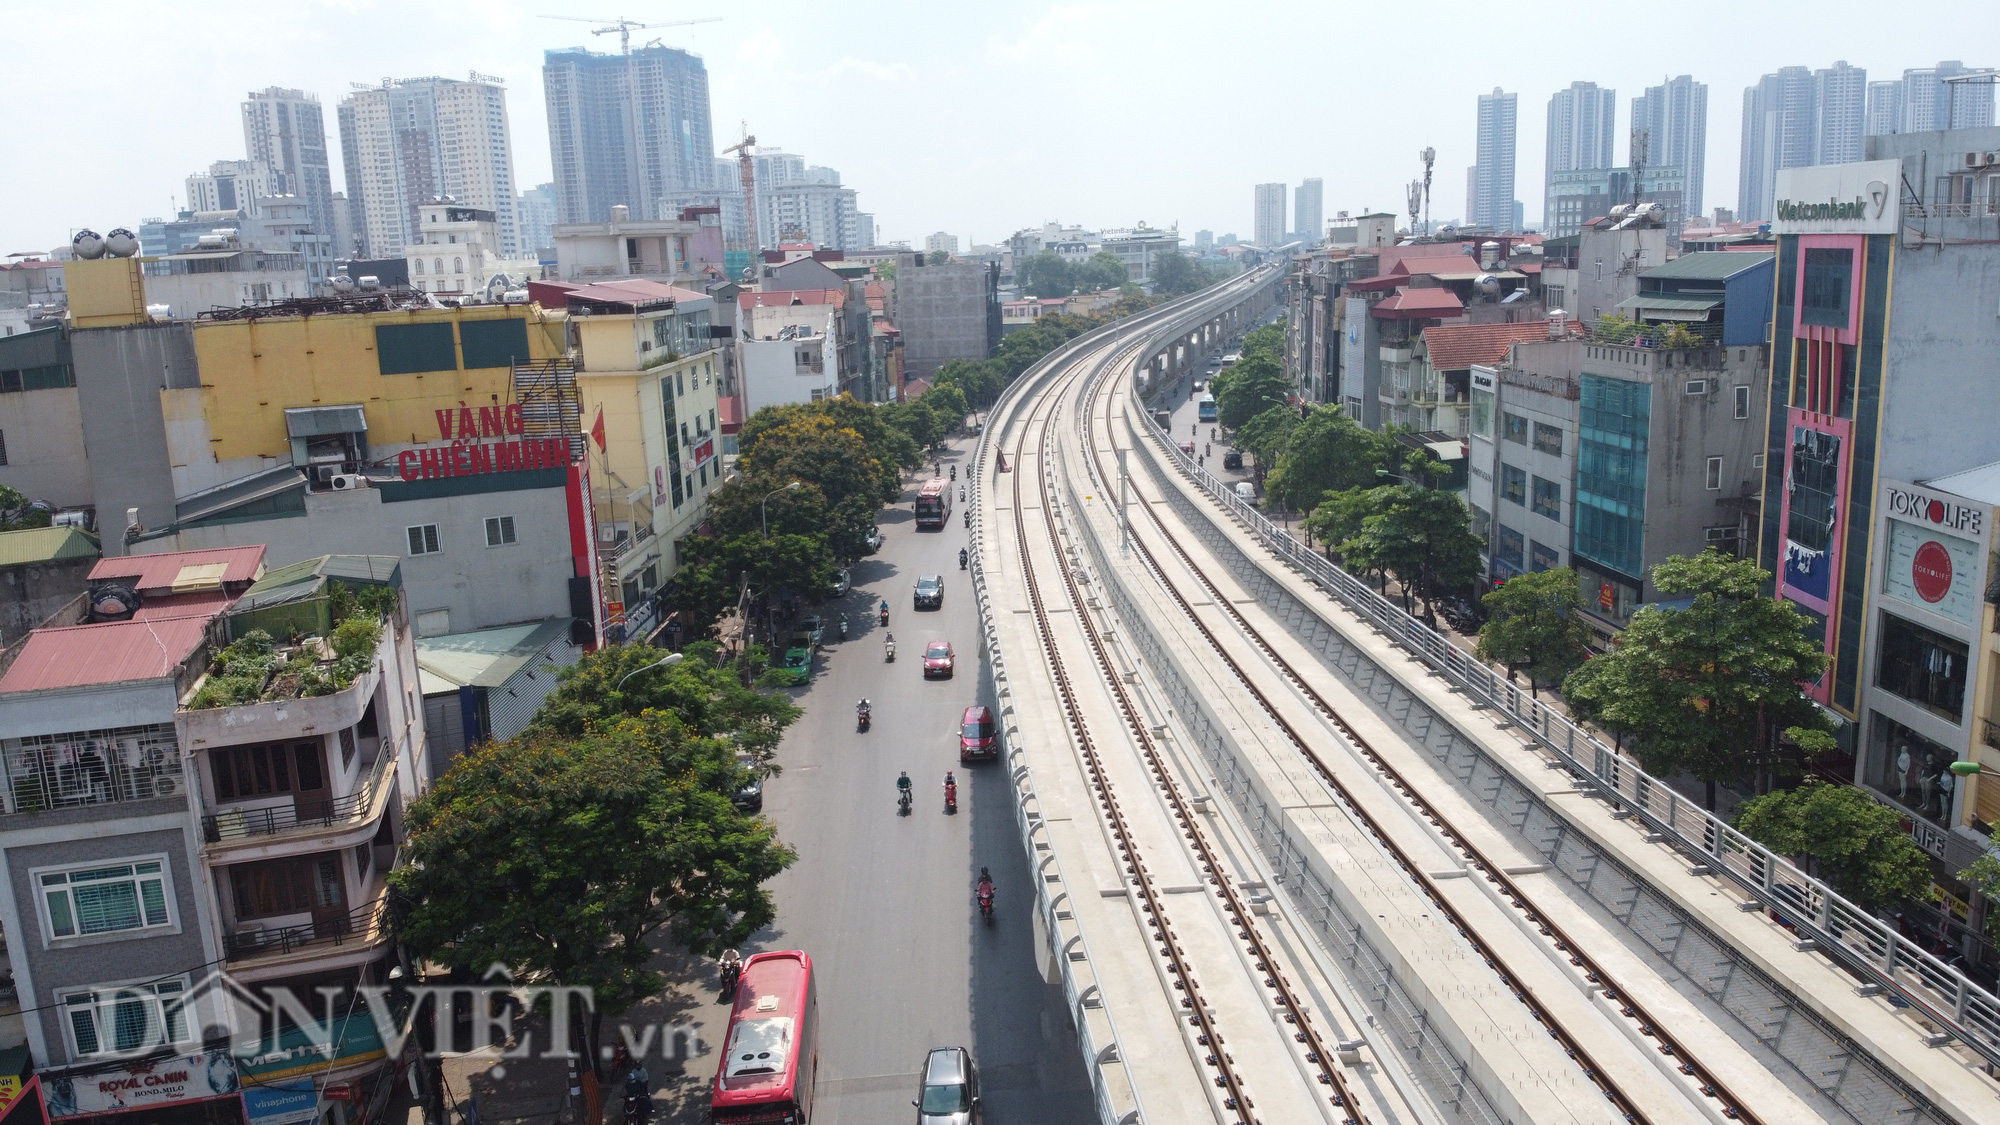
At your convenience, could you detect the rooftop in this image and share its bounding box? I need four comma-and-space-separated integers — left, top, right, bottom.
1370, 288, 1465, 319
91, 546, 266, 595
1925, 460, 2000, 505
1423, 321, 1582, 370
0, 526, 99, 569
1641, 251, 1775, 281
416, 617, 571, 694
532, 278, 711, 312
740, 288, 845, 311
0, 612, 218, 694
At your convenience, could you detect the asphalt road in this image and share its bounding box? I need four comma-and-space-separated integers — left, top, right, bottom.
725, 435, 1096, 1125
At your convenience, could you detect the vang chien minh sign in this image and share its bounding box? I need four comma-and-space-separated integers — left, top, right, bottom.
396, 401, 571, 482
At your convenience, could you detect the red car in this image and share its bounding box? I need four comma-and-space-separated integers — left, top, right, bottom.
959, 705, 997, 762
923, 639, 956, 678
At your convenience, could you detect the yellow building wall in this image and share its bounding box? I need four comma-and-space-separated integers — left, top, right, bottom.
64, 258, 146, 327
176, 306, 565, 465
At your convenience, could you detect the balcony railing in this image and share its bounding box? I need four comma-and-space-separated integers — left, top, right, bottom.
202, 750, 394, 843
223, 897, 387, 962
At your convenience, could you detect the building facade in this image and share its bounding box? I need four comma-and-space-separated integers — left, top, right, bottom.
337, 76, 522, 258
542, 45, 716, 227
1472, 88, 1520, 232
1253, 183, 1286, 248
1293, 178, 1323, 245
1545, 81, 1618, 218
185, 160, 278, 217
1631, 75, 1709, 221
1739, 62, 1867, 222
241, 88, 337, 243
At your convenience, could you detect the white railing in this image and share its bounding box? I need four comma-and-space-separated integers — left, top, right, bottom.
1135, 401, 2000, 1069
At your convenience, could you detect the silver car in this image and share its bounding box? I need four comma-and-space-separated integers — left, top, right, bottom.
913, 1047, 980, 1123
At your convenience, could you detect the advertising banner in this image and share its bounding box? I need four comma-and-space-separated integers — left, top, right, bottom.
42, 1051, 239, 1118
235, 1011, 385, 1085
1884, 519, 1981, 624
241, 1081, 318, 1125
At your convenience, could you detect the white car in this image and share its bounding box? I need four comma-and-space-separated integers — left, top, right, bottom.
865, 527, 884, 552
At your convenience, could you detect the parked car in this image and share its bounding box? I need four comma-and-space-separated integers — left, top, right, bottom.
1222, 450, 1243, 470
923, 640, 956, 679
771, 645, 813, 686
865, 527, 885, 552
732, 754, 764, 812
959, 705, 997, 763
914, 1047, 981, 1124
795, 615, 827, 648
826, 568, 851, 598
914, 574, 943, 609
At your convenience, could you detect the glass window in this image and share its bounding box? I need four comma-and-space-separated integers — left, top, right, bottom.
407, 524, 441, 555
212, 742, 323, 802
1531, 476, 1561, 519
1502, 412, 1528, 444
1501, 465, 1526, 506
1530, 541, 1560, 571
1733, 385, 1751, 419
1705, 456, 1722, 490
40, 859, 173, 940
1532, 422, 1562, 456
1876, 613, 1968, 720
1801, 247, 1853, 329
485, 515, 517, 546
229, 855, 344, 920
1496, 526, 1525, 570
63, 978, 188, 1057
1574, 374, 1651, 577
1866, 715, 1958, 824
1469, 387, 1494, 439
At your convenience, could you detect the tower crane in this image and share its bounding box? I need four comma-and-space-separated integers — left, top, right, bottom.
540, 14, 721, 55
721, 127, 760, 256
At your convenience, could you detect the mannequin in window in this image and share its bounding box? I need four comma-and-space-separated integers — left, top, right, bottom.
1895, 743, 1913, 802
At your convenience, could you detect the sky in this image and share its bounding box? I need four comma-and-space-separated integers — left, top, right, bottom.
3, 0, 1991, 256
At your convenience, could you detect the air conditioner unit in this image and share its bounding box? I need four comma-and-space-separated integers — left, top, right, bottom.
153, 775, 179, 797
329, 473, 367, 491
1966, 151, 1989, 169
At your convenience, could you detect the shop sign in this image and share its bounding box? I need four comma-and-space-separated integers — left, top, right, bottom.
1884, 518, 1980, 624
235, 1011, 385, 1084
396, 401, 570, 482
0, 1077, 20, 1112
692, 438, 715, 466
1772, 160, 1899, 235
1883, 483, 1984, 540
241, 1081, 318, 1125
42, 1050, 239, 1118
1909, 816, 1950, 860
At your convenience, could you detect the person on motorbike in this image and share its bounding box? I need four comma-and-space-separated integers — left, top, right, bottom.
944, 770, 957, 807
897, 770, 913, 806
624, 1063, 651, 1114
959, 547, 968, 570
879, 599, 890, 625
838, 614, 849, 640
884, 631, 895, 658
950, 465, 957, 480
718, 949, 743, 991
975, 867, 995, 908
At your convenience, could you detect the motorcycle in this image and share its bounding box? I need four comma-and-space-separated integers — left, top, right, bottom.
857, 700, 871, 732
963, 510, 970, 529
623, 1093, 652, 1125
838, 615, 849, 641
898, 786, 913, 816
976, 889, 994, 925
944, 776, 957, 814
718, 952, 743, 996
885, 637, 896, 662
959, 485, 966, 502
950, 465, 957, 481
879, 603, 890, 627
959, 549, 968, 571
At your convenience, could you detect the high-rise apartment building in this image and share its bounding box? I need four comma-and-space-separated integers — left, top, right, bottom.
1545, 81, 1617, 213
518, 183, 556, 255
241, 87, 336, 242
1632, 75, 1709, 219
1253, 183, 1286, 247
1472, 88, 1519, 231
1889, 60, 1995, 133
1814, 60, 1869, 165
542, 45, 717, 226
337, 76, 522, 257
925, 232, 959, 257
1866, 80, 1904, 136
1294, 178, 1323, 244
184, 159, 278, 215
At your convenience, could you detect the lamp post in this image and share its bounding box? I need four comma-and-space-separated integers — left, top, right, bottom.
615, 651, 684, 691
761, 481, 802, 538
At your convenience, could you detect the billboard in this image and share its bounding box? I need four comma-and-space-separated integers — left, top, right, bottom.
41, 1051, 238, 1119
1772, 160, 1900, 236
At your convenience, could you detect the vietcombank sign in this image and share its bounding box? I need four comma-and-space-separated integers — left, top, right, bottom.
1772, 159, 1899, 235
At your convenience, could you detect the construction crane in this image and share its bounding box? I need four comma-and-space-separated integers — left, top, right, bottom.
721, 126, 760, 256
540, 14, 721, 55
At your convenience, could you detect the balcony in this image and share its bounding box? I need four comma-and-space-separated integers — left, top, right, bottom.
203, 749, 395, 844
180, 663, 380, 752
223, 896, 388, 963
1983, 718, 2000, 752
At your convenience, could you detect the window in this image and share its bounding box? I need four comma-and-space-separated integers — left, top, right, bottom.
0, 429, 6, 465
62, 978, 188, 1057
1531, 476, 1561, 519
1502, 412, 1528, 444
1877, 613, 1968, 720
413, 259, 424, 275
212, 742, 323, 801
453, 257, 463, 274
1734, 385, 1751, 419
1531, 422, 1562, 456
1801, 247, 1853, 329
229, 855, 344, 920
38, 858, 173, 941
1753, 453, 1765, 469
1684, 379, 1708, 395
407, 524, 441, 555
1501, 465, 1527, 506
1496, 527, 1525, 570
434, 258, 444, 274
1530, 541, 1560, 571
1705, 456, 1722, 490
484, 515, 517, 546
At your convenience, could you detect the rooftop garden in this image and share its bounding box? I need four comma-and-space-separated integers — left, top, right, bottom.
188, 583, 396, 710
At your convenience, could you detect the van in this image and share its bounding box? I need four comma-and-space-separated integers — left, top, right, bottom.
1234, 482, 1256, 502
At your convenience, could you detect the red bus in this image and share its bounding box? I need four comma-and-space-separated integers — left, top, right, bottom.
914, 478, 952, 529
710, 950, 819, 1124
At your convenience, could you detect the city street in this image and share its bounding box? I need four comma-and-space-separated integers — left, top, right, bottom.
678, 435, 1095, 1123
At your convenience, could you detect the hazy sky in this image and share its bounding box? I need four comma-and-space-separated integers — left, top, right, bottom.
4, 1, 1988, 255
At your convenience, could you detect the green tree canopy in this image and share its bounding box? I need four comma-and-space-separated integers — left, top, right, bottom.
1262, 405, 1388, 511
739, 410, 899, 508
1304, 486, 1379, 563
668, 531, 837, 632
528, 641, 800, 767
1076, 251, 1130, 292
1476, 568, 1590, 695
1210, 354, 1291, 428
1339, 484, 1482, 622
1018, 251, 1077, 298
392, 714, 796, 1024
933, 358, 1005, 408
1241, 321, 1285, 358
1150, 251, 1209, 296
1558, 553, 1830, 809
1734, 781, 1933, 910
1233, 405, 1298, 469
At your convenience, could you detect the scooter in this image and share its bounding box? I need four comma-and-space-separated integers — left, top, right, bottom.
885, 637, 896, 662
977, 889, 994, 925
857, 700, 871, 732
898, 786, 913, 816
959, 485, 966, 502
879, 603, 890, 627
950, 465, 957, 481
718, 952, 743, 996
838, 615, 849, 641
959, 550, 968, 571
963, 510, 971, 529
944, 775, 957, 814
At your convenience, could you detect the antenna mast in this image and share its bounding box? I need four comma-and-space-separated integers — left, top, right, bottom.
1419, 147, 1436, 234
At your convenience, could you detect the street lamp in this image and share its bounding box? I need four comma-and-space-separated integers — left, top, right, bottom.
615, 651, 684, 691
761, 481, 803, 538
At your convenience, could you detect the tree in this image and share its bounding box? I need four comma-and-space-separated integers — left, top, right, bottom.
667, 531, 837, 633
739, 411, 898, 508
0, 484, 49, 530
1233, 405, 1298, 470
1963, 853, 2000, 942
1476, 568, 1590, 696
921, 383, 969, 431
1591, 312, 1643, 344
1076, 251, 1129, 293
392, 714, 796, 1061
933, 358, 1004, 407
1018, 251, 1077, 298
1558, 553, 1829, 810
528, 641, 801, 769
1210, 354, 1291, 428
1241, 321, 1285, 359
1734, 781, 1933, 910
1149, 251, 1208, 296
1338, 485, 1482, 622
872, 260, 897, 281
1304, 486, 1380, 566
1262, 405, 1388, 512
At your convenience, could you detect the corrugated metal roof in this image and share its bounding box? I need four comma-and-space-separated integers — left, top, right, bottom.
416, 617, 572, 690
234, 555, 401, 613
1921, 461, 2000, 505
90, 546, 266, 593
0, 614, 214, 694
1642, 251, 1774, 280
0, 527, 100, 569
1616, 293, 1724, 310
284, 404, 369, 438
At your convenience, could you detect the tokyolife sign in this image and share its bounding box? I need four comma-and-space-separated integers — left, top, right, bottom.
1772, 160, 1899, 235
397, 400, 571, 481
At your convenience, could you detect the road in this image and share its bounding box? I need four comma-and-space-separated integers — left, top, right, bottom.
731, 435, 1095, 1124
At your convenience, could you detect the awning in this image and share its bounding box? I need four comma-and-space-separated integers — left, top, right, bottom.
284, 404, 368, 437
1615, 293, 1721, 322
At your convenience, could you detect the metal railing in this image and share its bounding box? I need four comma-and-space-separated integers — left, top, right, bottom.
223, 897, 388, 961
202, 751, 394, 842
1143, 405, 2000, 1068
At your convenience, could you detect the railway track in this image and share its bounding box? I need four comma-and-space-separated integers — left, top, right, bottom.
971, 269, 1829, 1124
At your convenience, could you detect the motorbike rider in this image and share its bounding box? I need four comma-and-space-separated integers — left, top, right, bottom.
944, 770, 957, 807
884, 631, 895, 658
959, 547, 968, 570
896, 770, 913, 805
623, 1062, 652, 1123
975, 867, 995, 907
879, 599, 890, 625
838, 614, 849, 640
718, 948, 743, 991
950, 464, 957, 480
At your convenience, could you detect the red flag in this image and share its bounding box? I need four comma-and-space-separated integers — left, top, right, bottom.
590, 406, 607, 454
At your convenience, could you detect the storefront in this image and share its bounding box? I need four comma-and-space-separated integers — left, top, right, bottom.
40, 1051, 244, 1125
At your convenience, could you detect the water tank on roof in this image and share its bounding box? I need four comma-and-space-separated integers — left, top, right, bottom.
357, 275, 381, 290
72, 229, 106, 259
1476, 274, 1502, 297
104, 229, 140, 258
196, 234, 227, 249
331, 274, 357, 293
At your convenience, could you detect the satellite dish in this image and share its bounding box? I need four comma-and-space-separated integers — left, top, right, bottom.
104, 229, 140, 258
72, 229, 106, 259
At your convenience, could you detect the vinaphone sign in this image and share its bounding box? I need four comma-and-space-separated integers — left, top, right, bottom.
1772, 160, 1900, 235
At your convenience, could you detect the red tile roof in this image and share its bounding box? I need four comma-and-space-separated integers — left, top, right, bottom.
0, 614, 215, 694
717, 396, 743, 431
1422, 321, 1581, 370
90, 546, 265, 594
548, 278, 708, 307
1369, 289, 1464, 319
